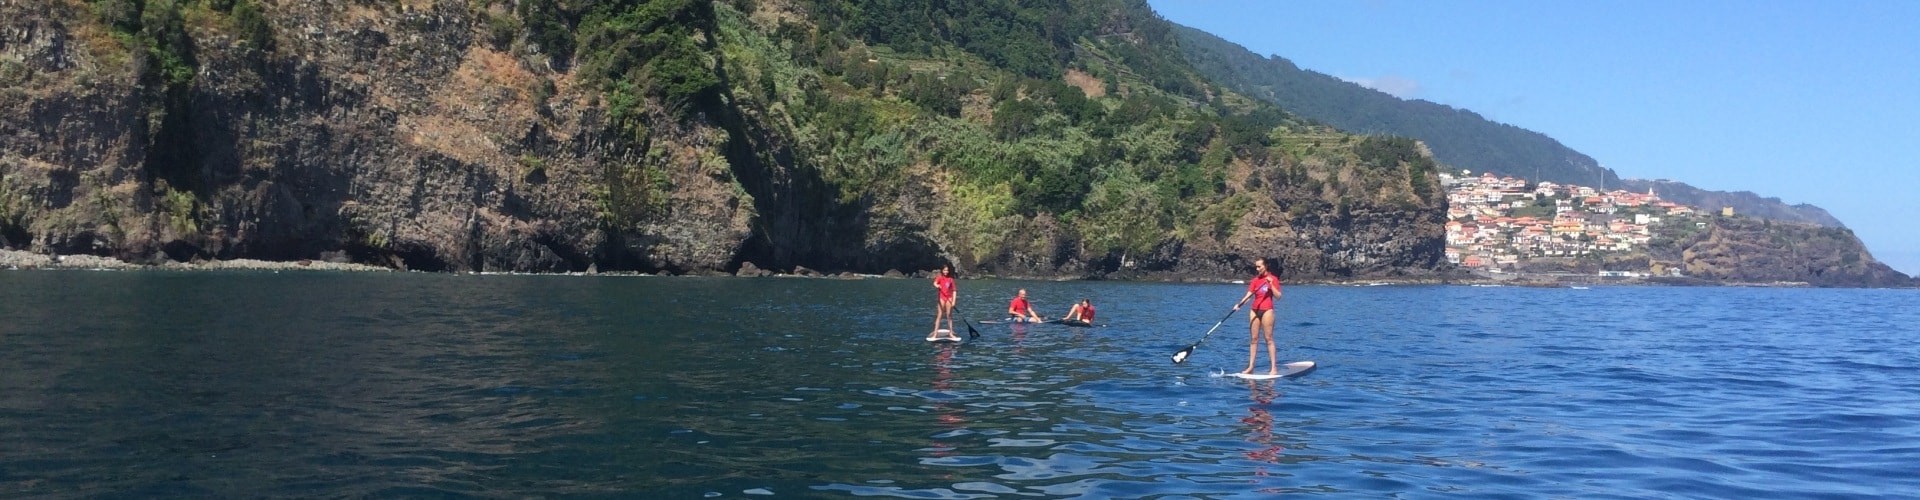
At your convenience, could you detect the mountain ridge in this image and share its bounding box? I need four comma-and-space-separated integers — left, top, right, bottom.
1169, 22, 1848, 229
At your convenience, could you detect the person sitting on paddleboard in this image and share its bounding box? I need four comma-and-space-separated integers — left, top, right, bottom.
931, 264, 960, 340
1063, 298, 1095, 325
1230, 257, 1283, 375
1007, 289, 1043, 323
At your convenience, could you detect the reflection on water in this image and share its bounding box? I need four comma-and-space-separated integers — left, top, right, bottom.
1241, 380, 1283, 465
925, 344, 965, 485
3, 273, 1919, 497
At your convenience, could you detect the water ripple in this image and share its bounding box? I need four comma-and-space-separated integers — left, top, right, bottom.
2, 275, 1918, 497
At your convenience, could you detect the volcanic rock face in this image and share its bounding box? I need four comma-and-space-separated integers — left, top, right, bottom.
1, 0, 759, 273
1653, 217, 1912, 287
0, 1, 1443, 280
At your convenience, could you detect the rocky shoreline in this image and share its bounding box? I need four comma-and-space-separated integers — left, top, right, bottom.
7, 250, 1888, 288
0, 250, 390, 272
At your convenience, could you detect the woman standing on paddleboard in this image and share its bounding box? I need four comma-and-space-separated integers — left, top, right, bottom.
931, 264, 960, 340
1231, 257, 1283, 375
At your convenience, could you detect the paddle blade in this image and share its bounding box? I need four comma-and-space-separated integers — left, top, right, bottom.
951, 306, 981, 339
1171, 346, 1195, 364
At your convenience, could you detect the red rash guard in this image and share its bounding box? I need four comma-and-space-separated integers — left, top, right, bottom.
935, 275, 955, 300
1248, 273, 1279, 311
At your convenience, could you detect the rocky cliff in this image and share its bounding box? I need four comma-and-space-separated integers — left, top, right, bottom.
7, 1, 1898, 288
1648, 217, 1912, 287
0, 0, 1445, 279
1, 0, 765, 273
1174, 22, 1865, 242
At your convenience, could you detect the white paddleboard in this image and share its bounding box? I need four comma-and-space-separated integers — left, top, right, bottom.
1218, 361, 1315, 379
927, 329, 961, 342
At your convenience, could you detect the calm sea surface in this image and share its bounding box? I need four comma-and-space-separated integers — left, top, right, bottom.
2, 272, 1917, 498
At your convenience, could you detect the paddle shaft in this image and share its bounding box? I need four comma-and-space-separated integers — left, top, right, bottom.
1172, 306, 1241, 363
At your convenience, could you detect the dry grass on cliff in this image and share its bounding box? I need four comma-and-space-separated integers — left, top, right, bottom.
46, 0, 136, 81
395, 46, 544, 167
398, 115, 498, 166
458, 46, 541, 103
1063, 68, 1106, 99
748, 0, 804, 26
338, 1, 437, 23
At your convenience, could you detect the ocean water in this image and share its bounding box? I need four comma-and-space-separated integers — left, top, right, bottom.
1, 272, 1916, 498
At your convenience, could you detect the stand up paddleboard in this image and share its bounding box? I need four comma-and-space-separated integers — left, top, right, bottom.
926, 329, 962, 342
1217, 361, 1316, 380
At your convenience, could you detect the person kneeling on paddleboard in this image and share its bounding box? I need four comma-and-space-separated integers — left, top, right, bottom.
1007, 289, 1043, 323
1230, 258, 1283, 375
1062, 298, 1095, 326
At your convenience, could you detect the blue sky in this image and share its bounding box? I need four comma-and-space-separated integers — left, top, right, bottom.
1149, 0, 1920, 276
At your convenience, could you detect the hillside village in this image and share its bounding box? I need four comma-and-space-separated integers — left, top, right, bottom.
1442, 172, 1711, 276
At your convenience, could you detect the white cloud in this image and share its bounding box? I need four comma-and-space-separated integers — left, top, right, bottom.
1340, 75, 1421, 99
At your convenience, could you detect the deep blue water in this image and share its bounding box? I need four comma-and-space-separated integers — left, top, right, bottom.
2, 272, 1917, 498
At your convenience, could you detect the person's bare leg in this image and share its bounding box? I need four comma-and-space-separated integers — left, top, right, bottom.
945, 301, 957, 337
1242, 311, 1259, 374
933, 302, 949, 336
1263, 314, 1279, 374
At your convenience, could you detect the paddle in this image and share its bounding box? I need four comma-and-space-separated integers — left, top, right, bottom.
1171, 306, 1241, 364
952, 305, 982, 339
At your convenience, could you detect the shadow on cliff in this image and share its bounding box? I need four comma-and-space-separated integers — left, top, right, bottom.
696, 33, 944, 276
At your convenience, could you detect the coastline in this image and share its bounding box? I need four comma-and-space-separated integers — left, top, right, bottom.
4, 249, 1869, 288
0, 250, 391, 273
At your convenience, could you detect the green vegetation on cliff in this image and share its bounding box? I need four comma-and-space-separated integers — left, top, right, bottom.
1171, 23, 1616, 189
6, 0, 1892, 285
466, 0, 1445, 273
1647, 216, 1910, 287
1, 0, 1448, 277
708, 0, 1441, 269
